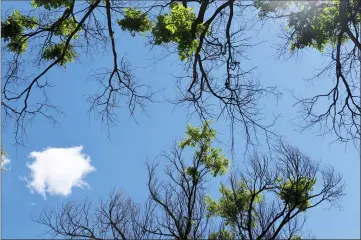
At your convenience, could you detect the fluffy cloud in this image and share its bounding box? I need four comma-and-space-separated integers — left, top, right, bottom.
24, 146, 95, 198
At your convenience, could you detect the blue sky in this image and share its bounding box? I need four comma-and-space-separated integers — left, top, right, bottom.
2, 1, 360, 239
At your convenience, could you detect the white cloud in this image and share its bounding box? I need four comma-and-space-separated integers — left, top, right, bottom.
24, 146, 95, 199
1, 154, 10, 171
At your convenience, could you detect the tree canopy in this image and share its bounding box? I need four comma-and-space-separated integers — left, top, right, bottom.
2, 0, 360, 146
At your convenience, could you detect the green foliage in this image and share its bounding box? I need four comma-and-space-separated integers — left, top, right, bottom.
117, 8, 153, 37
31, 0, 73, 10
179, 121, 229, 177
56, 18, 77, 37
208, 229, 235, 240
1, 10, 38, 53
287, 2, 341, 52
116, 3, 206, 60
42, 42, 77, 67
6, 36, 28, 54
254, 0, 358, 52
205, 182, 262, 226
53, 18, 80, 38
254, 0, 292, 18
278, 177, 316, 211
152, 3, 207, 61
185, 166, 200, 181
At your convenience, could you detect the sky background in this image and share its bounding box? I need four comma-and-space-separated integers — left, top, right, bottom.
2, 1, 360, 239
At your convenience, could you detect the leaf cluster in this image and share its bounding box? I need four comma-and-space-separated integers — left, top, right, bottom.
254, 0, 358, 52
30, 0, 73, 10
1, 10, 38, 53
205, 182, 262, 226
53, 18, 80, 38
278, 177, 316, 211
117, 8, 153, 37
179, 121, 229, 178
287, 2, 342, 52
42, 42, 77, 67
118, 3, 207, 61
152, 3, 206, 61
208, 228, 235, 240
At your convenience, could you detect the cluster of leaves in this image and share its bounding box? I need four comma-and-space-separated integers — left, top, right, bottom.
1, 7, 81, 67
117, 8, 153, 37
42, 42, 77, 67
278, 177, 316, 211
205, 182, 262, 226
152, 3, 204, 61
185, 166, 201, 181
179, 121, 229, 178
53, 18, 80, 38
208, 228, 235, 240
254, 0, 355, 52
151, 3, 207, 61
287, 1, 342, 52
117, 3, 205, 60
1, 10, 38, 53
254, 0, 292, 18
30, 0, 73, 10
